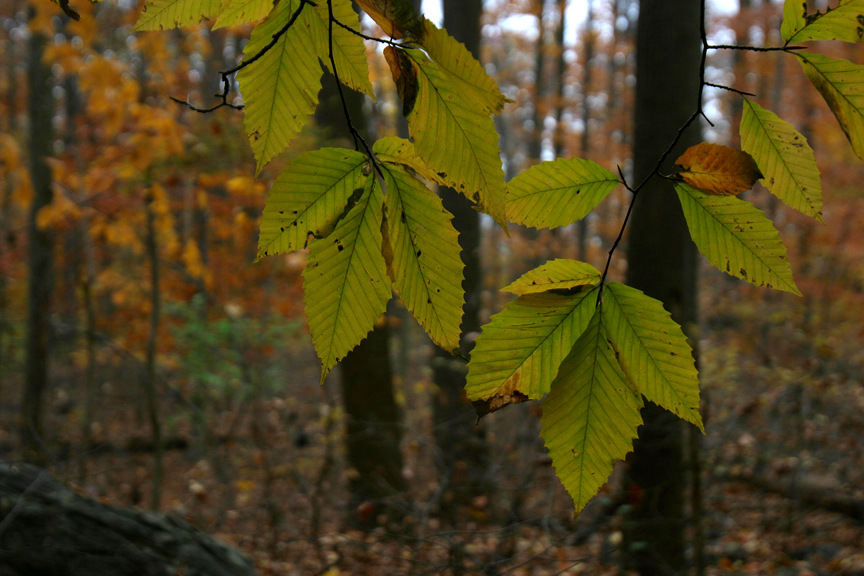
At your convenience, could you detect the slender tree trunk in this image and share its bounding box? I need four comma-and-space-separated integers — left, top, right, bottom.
316, 65, 407, 522
144, 189, 163, 511
20, 25, 54, 464
576, 1, 595, 262
622, 0, 701, 574
528, 0, 547, 165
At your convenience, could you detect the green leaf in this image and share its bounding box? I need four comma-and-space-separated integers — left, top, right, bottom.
309, 0, 375, 98
674, 182, 800, 295
502, 259, 601, 295
466, 288, 596, 407
380, 162, 464, 354
132, 0, 221, 31
303, 175, 391, 383
238, 0, 322, 173
398, 47, 508, 230
418, 19, 509, 115
541, 309, 643, 515
373, 137, 447, 185
740, 99, 823, 223
213, 0, 272, 29
797, 52, 864, 164
602, 282, 703, 431
782, 0, 864, 43
505, 157, 619, 229
257, 148, 369, 260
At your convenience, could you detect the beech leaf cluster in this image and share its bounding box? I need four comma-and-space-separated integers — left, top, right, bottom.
123, 0, 864, 514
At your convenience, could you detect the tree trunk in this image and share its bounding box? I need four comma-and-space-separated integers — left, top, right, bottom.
316, 68, 407, 523
431, 0, 492, 517
20, 25, 54, 464
623, 0, 701, 574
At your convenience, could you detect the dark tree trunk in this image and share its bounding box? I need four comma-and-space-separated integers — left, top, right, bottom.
20, 26, 54, 463
316, 69, 406, 522
431, 0, 492, 516
339, 326, 406, 512
623, 0, 701, 574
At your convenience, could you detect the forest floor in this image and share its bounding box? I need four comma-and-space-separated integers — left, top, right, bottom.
2, 268, 864, 575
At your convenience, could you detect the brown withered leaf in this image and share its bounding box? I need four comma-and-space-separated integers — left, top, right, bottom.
672, 142, 763, 196
473, 391, 530, 419
384, 47, 419, 116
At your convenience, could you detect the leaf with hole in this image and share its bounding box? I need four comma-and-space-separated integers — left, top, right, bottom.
303, 175, 391, 383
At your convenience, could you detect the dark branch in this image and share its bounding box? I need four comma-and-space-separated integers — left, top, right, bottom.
708, 43, 807, 52
704, 82, 756, 97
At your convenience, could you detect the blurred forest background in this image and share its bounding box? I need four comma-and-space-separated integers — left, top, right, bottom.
1, 0, 864, 574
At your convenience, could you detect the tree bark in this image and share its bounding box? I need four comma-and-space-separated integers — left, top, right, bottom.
623, 0, 701, 574
20, 25, 54, 463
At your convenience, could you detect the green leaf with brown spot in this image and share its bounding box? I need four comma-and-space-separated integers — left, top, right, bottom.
675, 182, 800, 295
739, 99, 823, 223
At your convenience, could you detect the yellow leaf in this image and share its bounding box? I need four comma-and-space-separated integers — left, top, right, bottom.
672, 142, 762, 196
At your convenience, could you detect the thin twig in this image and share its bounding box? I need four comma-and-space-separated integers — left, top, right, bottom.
708, 43, 806, 52
172, 0, 316, 113
704, 82, 756, 97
